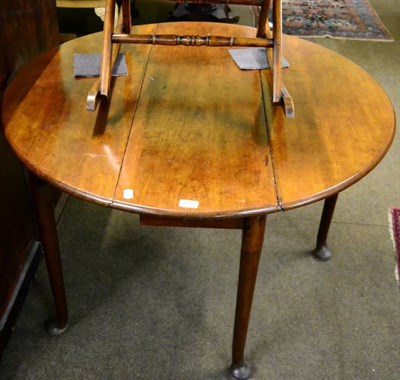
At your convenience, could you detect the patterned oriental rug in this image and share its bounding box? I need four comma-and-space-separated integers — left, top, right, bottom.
253, 0, 393, 41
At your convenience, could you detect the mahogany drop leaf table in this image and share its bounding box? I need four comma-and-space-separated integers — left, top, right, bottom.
1, 22, 395, 379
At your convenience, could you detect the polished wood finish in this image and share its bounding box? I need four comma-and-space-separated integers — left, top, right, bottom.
260, 0, 293, 117
56, 0, 105, 6
314, 194, 339, 261
0, 0, 60, 354
3, 23, 394, 216
256, 0, 271, 38
112, 33, 274, 47
140, 215, 244, 229
0, 0, 59, 87
231, 215, 266, 379
29, 173, 68, 334
112, 24, 277, 217
272, 0, 282, 104
100, 0, 117, 97
90, 0, 129, 108
1, 23, 395, 378
93, 0, 292, 115
260, 35, 395, 210
120, 0, 132, 34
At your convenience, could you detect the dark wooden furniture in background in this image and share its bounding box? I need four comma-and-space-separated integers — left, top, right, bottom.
1, 22, 395, 378
0, 0, 60, 357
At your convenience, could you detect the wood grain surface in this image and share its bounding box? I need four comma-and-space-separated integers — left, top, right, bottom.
2, 22, 395, 218
260, 36, 396, 210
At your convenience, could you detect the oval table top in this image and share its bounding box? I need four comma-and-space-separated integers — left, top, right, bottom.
2, 22, 395, 219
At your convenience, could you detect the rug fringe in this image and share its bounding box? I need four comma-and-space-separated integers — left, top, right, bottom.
388, 207, 400, 287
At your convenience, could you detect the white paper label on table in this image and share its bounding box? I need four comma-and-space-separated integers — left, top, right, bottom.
123, 189, 134, 199
178, 199, 199, 209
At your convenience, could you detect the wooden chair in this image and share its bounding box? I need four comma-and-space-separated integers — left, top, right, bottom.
86, 0, 294, 117
56, 0, 105, 7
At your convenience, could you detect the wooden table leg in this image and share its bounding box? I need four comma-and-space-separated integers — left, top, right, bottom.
29, 172, 68, 335
314, 194, 339, 261
230, 215, 266, 379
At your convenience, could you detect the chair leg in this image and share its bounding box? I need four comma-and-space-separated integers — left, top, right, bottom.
259, 0, 294, 117
120, 0, 132, 33
272, 0, 282, 104
100, 0, 116, 97
256, 0, 271, 38
88, 0, 123, 111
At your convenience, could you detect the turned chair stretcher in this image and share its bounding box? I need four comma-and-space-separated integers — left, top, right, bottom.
86, 0, 294, 118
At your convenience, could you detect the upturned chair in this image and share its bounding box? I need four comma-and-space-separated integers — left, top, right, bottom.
86, 0, 294, 117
